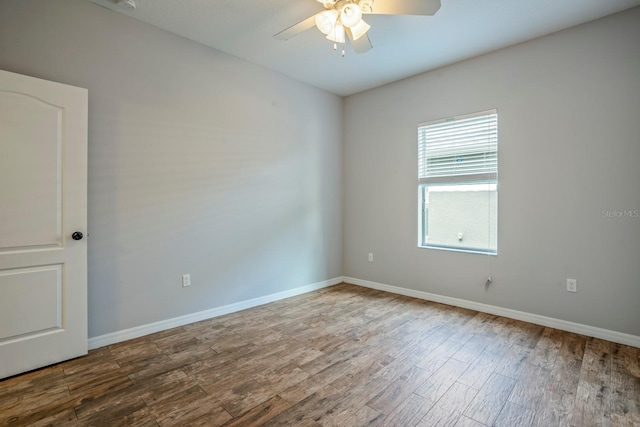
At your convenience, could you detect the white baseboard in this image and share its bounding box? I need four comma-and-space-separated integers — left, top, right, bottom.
89, 275, 639, 350
344, 276, 640, 348
88, 277, 343, 350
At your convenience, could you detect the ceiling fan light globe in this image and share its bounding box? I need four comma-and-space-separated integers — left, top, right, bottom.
349, 18, 370, 40
326, 24, 345, 43
358, 0, 373, 13
315, 10, 338, 35
340, 3, 362, 28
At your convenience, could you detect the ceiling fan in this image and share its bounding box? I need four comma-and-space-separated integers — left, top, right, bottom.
274, 0, 441, 55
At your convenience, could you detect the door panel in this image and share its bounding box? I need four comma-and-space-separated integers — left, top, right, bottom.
0, 70, 87, 379
0, 265, 62, 340
0, 92, 63, 250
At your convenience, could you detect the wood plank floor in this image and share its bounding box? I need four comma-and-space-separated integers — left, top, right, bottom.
1, 283, 638, 426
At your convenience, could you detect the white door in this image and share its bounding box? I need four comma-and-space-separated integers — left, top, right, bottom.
0, 70, 88, 379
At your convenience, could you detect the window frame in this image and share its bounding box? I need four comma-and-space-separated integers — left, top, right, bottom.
417, 109, 498, 255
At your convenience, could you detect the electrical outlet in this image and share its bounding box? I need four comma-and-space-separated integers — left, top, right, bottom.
182, 274, 191, 287
368, 253, 373, 262
566, 278, 577, 293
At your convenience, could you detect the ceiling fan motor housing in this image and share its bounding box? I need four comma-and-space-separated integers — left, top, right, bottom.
320, 0, 373, 13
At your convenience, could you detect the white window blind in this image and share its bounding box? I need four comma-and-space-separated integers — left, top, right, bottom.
419, 110, 497, 183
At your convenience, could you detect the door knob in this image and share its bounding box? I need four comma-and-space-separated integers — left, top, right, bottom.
72, 231, 83, 241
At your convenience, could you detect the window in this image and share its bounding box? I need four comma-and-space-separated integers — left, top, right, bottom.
418, 109, 498, 254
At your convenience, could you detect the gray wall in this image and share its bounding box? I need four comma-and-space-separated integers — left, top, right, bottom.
0, 0, 343, 337
343, 8, 640, 336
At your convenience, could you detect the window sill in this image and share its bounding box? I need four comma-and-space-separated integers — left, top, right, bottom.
418, 244, 497, 256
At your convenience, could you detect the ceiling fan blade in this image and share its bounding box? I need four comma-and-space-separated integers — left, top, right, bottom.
273, 15, 317, 40
347, 30, 373, 54
366, 0, 441, 16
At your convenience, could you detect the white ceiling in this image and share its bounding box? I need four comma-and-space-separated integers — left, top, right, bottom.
90, 0, 640, 96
